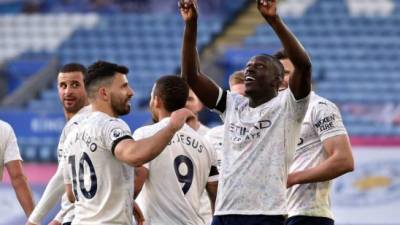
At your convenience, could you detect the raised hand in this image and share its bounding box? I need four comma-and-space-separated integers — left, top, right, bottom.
257, 0, 278, 19
169, 108, 196, 132
178, 0, 198, 22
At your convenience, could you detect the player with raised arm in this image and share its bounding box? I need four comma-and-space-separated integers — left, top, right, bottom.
134, 75, 219, 225
1, 120, 35, 217
63, 61, 193, 225
275, 50, 354, 225
205, 71, 246, 170
179, 0, 311, 224
27, 63, 90, 225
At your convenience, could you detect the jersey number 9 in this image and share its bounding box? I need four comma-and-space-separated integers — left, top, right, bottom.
174, 155, 194, 194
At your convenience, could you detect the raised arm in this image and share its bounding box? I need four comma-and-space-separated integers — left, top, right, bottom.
179, 0, 222, 109
257, 0, 311, 99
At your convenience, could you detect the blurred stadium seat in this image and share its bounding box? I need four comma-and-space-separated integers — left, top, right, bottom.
0, 0, 248, 162
233, 0, 400, 136
0, 0, 399, 158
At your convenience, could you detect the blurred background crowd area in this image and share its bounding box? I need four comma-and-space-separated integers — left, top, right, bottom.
0, 0, 399, 162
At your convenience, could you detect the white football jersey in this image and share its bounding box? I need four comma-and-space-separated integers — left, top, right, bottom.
195, 123, 213, 225
64, 111, 134, 225
215, 89, 309, 215
0, 120, 22, 181
57, 105, 92, 222
197, 123, 210, 136
287, 92, 348, 219
205, 125, 224, 170
133, 118, 219, 225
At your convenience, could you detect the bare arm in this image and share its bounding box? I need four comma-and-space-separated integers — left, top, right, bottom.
115, 108, 194, 167
179, 0, 222, 109
205, 181, 218, 214
27, 162, 66, 224
258, 0, 311, 99
6, 160, 35, 217
65, 184, 75, 203
287, 135, 354, 187
134, 166, 149, 198
133, 201, 145, 225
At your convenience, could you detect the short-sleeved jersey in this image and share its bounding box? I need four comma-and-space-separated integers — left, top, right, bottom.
197, 123, 210, 136
64, 111, 134, 225
195, 123, 212, 225
287, 92, 348, 219
215, 89, 309, 215
133, 118, 219, 225
205, 125, 224, 170
0, 120, 22, 181
57, 105, 92, 222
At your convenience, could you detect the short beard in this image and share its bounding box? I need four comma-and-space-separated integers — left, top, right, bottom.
111, 95, 130, 116
63, 99, 85, 114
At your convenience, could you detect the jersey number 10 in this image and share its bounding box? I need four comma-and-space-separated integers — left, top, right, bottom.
68, 153, 98, 201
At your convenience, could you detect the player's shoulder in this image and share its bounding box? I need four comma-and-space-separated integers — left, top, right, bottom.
134, 119, 170, 139
89, 111, 123, 124
206, 125, 224, 137
0, 120, 14, 139
227, 91, 247, 104
134, 123, 161, 137
0, 120, 12, 131
310, 92, 339, 111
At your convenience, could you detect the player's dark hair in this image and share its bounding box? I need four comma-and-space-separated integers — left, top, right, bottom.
85, 60, 129, 98
154, 75, 189, 112
59, 63, 87, 76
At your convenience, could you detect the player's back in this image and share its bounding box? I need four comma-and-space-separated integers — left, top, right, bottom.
134, 118, 218, 225
64, 112, 134, 225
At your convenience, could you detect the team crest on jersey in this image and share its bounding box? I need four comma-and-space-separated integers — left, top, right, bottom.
110, 128, 123, 141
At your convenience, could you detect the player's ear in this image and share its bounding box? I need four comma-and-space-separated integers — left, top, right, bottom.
98, 86, 109, 101
154, 95, 162, 109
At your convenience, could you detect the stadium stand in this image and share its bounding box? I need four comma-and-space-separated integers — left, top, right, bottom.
0, 0, 249, 162
0, 0, 400, 160
230, 0, 400, 136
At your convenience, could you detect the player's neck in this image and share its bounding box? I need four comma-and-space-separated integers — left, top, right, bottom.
248, 91, 277, 108
92, 103, 117, 118
157, 109, 171, 121
64, 111, 75, 121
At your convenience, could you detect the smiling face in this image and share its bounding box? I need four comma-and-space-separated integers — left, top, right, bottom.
244, 55, 283, 99
57, 71, 87, 114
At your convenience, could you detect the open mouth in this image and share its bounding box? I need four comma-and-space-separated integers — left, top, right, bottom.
245, 76, 256, 82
